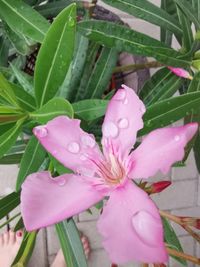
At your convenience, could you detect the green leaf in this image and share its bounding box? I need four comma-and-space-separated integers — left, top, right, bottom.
78, 20, 190, 67
177, 6, 193, 52
10, 63, 34, 95
84, 47, 118, 99
16, 136, 46, 191
12, 231, 37, 266
188, 71, 200, 92
60, 32, 89, 101
30, 98, 73, 124
4, 23, 30, 55
0, 0, 50, 43
174, 0, 200, 30
102, 0, 182, 37
0, 153, 23, 164
139, 68, 183, 106
139, 92, 200, 136
34, 3, 76, 107
56, 219, 87, 267
11, 83, 36, 112
0, 73, 20, 107
73, 99, 108, 121
0, 118, 24, 158
162, 217, 187, 266
0, 36, 9, 67
0, 192, 20, 220
75, 42, 100, 101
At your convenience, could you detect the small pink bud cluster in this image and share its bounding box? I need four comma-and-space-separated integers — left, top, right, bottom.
145, 181, 171, 194
168, 67, 193, 80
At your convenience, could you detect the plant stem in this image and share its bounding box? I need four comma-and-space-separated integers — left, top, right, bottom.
160, 210, 200, 243
166, 245, 200, 265
113, 61, 163, 73
141, 264, 148, 267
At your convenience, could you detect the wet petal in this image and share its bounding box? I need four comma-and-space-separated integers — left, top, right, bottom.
21, 171, 103, 231
33, 116, 103, 174
128, 123, 198, 179
102, 85, 145, 159
97, 181, 167, 264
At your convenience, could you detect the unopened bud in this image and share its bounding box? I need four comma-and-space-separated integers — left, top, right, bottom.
168, 67, 193, 80
145, 181, 171, 194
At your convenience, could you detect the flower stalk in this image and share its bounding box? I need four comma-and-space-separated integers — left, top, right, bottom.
113, 61, 163, 73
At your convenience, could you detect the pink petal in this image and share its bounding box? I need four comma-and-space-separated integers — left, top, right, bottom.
168, 67, 193, 80
21, 171, 103, 231
128, 123, 198, 179
97, 181, 167, 264
102, 85, 145, 158
33, 116, 103, 174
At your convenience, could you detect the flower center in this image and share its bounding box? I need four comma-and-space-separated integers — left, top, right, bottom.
96, 153, 126, 186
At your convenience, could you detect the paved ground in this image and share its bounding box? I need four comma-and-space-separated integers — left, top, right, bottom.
0, 0, 199, 266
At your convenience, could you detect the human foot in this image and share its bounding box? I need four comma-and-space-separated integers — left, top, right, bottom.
0, 230, 23, 267
51, 234, 90, 267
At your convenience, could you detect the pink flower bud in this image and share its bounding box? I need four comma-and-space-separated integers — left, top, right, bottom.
168, 67, 193, 80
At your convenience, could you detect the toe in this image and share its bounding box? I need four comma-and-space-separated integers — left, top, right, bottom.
16, 231, 23, 244
3, 232, 9, 245
9, 230, 15, 245
0, 233, 4, 245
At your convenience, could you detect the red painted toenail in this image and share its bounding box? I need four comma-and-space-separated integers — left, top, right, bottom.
17, 231, 22, 237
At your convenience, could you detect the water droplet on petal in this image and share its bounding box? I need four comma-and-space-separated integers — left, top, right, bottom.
132, 210, 162, 246
67, 142, 80, 153
123, 98, 128, 105
34, 126, 48, 138
81, 136, 95, 148
174, 135, 180, 141
115, 89, 126, 101
103, 122, 119, 138
80, 153, 88, 161
118, 118, 129, 129
57, 177, 66, 186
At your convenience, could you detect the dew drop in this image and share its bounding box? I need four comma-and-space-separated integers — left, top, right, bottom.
57, 177, 66, 186
81, 135, 95, 148
118, 118, 129, 129
67, 142, 80, 153
115, 89, 126, 101
132, 210, 162, 246
103, 121, 119, 138
34, 126, 48, 138
80, 153, 88, 161
174, 135, 180, 141
68, 16, 75, 27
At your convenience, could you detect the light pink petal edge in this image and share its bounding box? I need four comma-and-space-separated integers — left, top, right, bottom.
128, 123, 198, 179
97, 181, 168, 264
21, 171, 103, 231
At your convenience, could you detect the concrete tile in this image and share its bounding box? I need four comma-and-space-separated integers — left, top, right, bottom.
198, 177, 200, 206
79, 207, 101, 222
28, 229, 48, 267
152, 179, 197, 210
77, 221, 102, 250
88, 249, 111, 267
47, 225, 60, 256
0, 165, 18, 195
172, 151, 198, 181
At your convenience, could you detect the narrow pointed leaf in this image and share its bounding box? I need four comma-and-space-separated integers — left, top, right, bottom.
85, 47, 118, 99
34, 4, 76, 107
0, 36, 9, 67
0, 0, 50, 43
102, 0, 182, 37
30, 98, 73, 124
0, 192, 20, 219
78, 20, 190, 67
56, 219, 87, 267
139, 92, 200, 136
73, 99, 108, 121
0, 153, 23, 164
0, 73, 19, 107
16, 136, 46, 191
0, 119, 24, 158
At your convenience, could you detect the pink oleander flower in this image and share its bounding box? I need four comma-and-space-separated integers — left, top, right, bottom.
168, 66, 193, 80
21, 85, 198, 264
